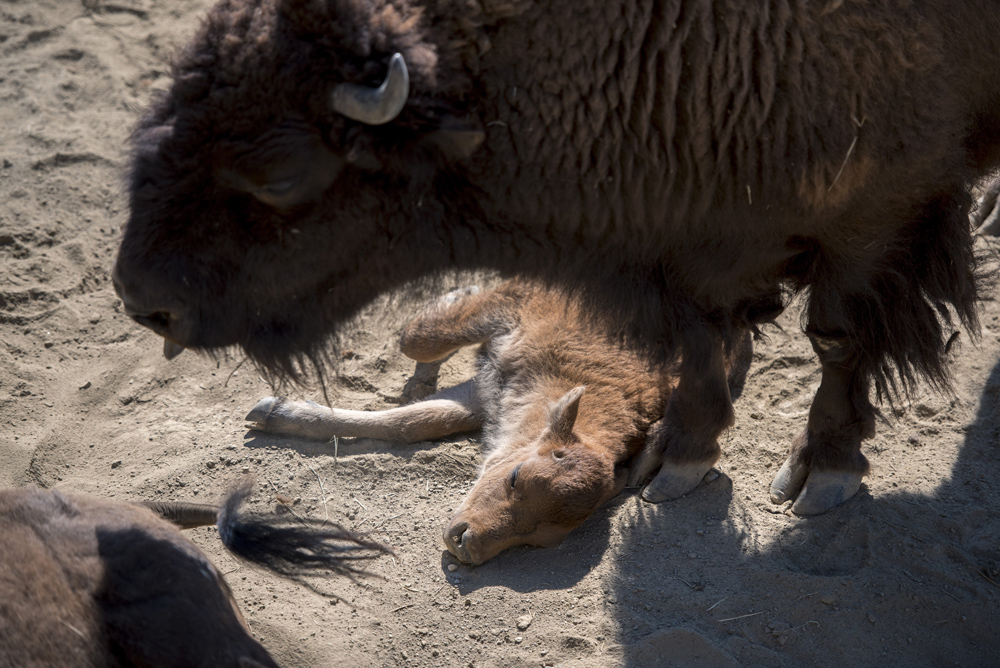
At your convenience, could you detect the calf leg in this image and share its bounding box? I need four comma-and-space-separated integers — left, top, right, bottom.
248, 284, 512, 443
629, 331, 737, 502
247, 379, 481, 443
399, 285, 513, 362
770, 332, 873, 515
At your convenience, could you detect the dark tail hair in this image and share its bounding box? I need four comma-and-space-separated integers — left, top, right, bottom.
215, 478, 392, 578
144, 478, 392, 578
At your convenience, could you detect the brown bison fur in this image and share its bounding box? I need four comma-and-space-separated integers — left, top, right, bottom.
248, 281, 750, 563
0, 480, 388, 667
113, 0, 1000, 513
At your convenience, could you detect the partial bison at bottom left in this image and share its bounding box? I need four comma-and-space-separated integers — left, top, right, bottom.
0, 479, 389, 668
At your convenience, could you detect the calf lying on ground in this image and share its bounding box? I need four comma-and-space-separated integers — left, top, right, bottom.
248, 282, 749, 564
0, 479, 388, 668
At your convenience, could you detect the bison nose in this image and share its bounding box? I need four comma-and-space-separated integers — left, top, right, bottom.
112, 265, 187, 360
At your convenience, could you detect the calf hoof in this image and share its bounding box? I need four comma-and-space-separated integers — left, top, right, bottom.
246, 396, 319, 433
769, 457, 863, 515
641, 460, 716, 503
245, 396, 281, 430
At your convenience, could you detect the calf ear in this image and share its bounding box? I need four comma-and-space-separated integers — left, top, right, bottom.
548, 386, 586, 440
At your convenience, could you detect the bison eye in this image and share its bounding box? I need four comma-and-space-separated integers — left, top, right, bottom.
509, 464, 522, 489
259, 176, 300, 197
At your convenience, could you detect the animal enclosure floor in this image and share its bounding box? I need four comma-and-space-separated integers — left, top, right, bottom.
1, 1, 999, 666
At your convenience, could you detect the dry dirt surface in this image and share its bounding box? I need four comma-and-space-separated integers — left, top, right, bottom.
2, 1, 1000, 667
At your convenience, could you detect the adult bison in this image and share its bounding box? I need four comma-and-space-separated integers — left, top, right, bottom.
0, 479, 388, 667
113, 0, 997, 515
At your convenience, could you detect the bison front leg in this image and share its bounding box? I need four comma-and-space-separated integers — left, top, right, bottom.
629, 332, 736, 502
769, 333, 872, 515
246, 379, 481, 443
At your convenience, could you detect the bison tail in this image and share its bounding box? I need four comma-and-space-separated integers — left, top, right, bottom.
216, 478, 392, 578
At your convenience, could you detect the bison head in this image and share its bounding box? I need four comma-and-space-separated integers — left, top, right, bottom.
443, 387, 628, 565
112, 0, 486, 381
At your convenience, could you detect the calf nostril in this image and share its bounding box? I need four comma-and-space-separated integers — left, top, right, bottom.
446, 522, 469, 547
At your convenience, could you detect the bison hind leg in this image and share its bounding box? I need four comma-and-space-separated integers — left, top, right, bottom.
769, 331, 874, 514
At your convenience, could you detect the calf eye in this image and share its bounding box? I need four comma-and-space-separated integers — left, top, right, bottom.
509, 464, 522, 489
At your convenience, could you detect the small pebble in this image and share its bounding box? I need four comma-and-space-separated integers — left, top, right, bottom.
448, 564, 458, 572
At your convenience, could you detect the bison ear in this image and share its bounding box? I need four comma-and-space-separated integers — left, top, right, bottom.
548, 386, 585, 440
420, 117, 486, 163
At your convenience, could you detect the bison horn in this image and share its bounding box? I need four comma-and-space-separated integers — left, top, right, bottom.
330, 53, 409, 125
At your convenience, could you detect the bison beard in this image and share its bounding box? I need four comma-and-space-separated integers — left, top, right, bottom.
112, 0, 998, 514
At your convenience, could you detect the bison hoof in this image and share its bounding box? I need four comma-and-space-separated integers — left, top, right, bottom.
641, 461, 716, 503
769, 457, 863, 515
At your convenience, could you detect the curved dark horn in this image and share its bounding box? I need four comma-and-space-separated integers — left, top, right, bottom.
330, 53, 409, 125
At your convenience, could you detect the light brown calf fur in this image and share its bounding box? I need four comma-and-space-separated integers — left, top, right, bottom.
248, 281, 750, 564
0, 482, 386, 667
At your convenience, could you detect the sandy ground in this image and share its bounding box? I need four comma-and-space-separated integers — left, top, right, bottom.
2, 1, 1000, 666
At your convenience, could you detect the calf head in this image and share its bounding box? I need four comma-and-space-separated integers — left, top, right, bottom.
444, 387, 627, 565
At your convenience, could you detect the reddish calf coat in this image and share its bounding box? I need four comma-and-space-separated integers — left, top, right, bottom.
248, 282, 749, 563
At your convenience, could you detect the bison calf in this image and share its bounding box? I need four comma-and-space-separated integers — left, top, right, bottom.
0, 480, 387, 668
248, 282, 748, 564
